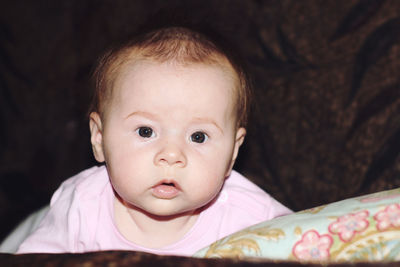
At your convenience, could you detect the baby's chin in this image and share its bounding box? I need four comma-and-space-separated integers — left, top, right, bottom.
134, 200, 212, 219
136, 206, 200, 221
149, 195, 220, 217
118, 193, 214, 219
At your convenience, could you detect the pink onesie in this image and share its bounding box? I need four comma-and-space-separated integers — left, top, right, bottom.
17, 166, 291, 256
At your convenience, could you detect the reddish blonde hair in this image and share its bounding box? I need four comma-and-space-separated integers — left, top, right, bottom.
91, 26, 252, 128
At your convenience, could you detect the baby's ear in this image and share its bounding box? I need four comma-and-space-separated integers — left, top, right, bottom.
226, 127, 246, 176
232, 127, 246, 162
89, 112, 105, 162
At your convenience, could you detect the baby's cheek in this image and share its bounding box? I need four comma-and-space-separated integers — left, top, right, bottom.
203, 174, 225, 195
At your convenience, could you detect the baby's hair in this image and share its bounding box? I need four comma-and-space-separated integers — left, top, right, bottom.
91, 24, 252, 128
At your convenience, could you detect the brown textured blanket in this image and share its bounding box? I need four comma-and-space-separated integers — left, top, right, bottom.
0, 251, 398, 267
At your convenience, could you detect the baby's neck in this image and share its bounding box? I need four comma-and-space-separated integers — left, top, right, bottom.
113, 198, 200, 249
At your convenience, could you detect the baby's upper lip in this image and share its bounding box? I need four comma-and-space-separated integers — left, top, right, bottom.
153, 179, 181, 190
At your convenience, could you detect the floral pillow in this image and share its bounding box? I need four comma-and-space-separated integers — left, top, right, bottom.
194, 188, 400, 262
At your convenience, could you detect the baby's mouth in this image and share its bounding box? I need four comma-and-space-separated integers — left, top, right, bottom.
151, 180, 180, 199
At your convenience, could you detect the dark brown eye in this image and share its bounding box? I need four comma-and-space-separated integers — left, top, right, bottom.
190, 131, 208, 143
137, 127, 154, 138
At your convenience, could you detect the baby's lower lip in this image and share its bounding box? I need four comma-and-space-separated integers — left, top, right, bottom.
152, 184, 180, 199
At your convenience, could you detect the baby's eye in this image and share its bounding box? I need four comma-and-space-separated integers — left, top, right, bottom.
136, 127, 154, 138
190, 131, 208, 143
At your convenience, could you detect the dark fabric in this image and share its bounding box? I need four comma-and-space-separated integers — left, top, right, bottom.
0, 251, 398, 267
0, 0, 399, 245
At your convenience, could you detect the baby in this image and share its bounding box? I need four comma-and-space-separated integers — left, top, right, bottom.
17, 25, 291, 256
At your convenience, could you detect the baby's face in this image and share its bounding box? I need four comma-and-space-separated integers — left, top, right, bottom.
90, 60, 245, 217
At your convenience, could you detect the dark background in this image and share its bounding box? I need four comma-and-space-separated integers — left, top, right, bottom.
0, 0, 399, 243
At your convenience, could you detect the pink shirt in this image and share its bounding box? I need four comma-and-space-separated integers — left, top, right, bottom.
17, 166, 291, 256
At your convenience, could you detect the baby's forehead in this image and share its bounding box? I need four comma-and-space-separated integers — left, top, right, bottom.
103, 54, 242, 115
114, 61, 237, 100
111, 59, 239, 108
101, 56, 244, 126
116, 57, 239, 86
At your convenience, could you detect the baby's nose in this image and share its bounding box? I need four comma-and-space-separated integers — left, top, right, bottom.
154, 142, 187, 167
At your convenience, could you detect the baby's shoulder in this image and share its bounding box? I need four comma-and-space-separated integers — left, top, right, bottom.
221, 170, 271, 207
50, 165, 109, 206
217, 170, 291, 220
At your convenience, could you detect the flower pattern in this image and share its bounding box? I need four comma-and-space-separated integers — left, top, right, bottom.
292, 230, 333, 261
328, 210, 369, 242
374, 204, 400, 231
360, 193, 400, 203
196, 188, 400, 262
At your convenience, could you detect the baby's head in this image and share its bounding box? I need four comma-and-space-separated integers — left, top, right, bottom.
90, 26, 252, 129
89, 25, 252, 217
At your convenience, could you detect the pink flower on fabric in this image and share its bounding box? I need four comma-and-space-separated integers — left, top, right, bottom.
292, 230, 333, 261
374, 204, 400, 231
328, 210, 369, 242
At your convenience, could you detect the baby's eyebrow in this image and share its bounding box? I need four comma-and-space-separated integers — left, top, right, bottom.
125, 111, 157, 120
192, 117, 223, 133
125, 112, 224, 133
